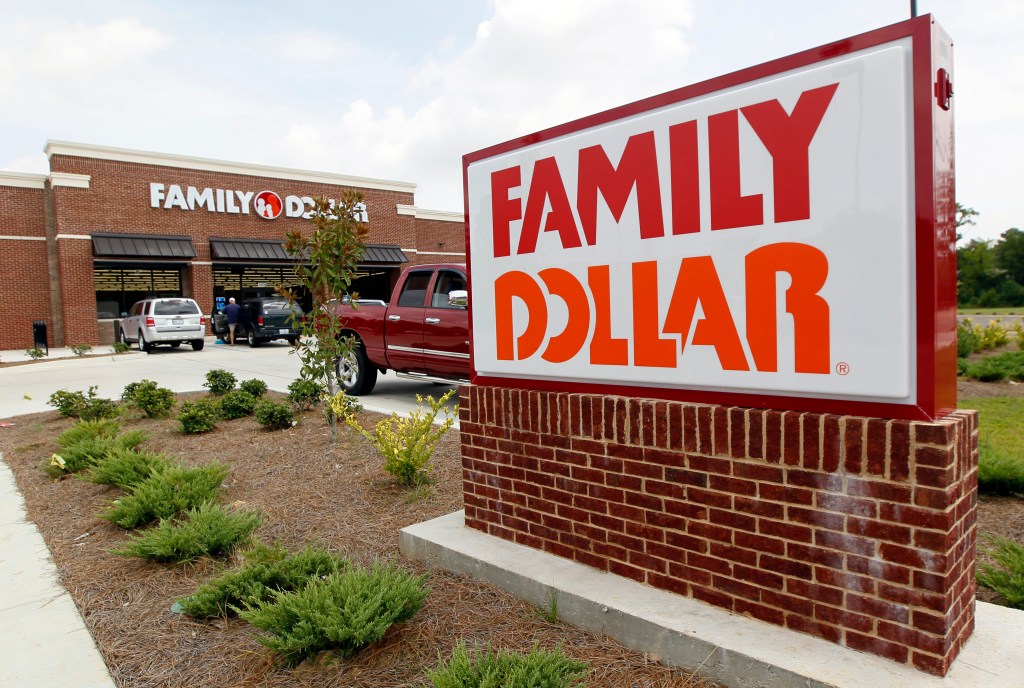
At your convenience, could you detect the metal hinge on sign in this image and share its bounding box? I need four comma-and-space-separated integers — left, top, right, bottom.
935, 68, 953, 110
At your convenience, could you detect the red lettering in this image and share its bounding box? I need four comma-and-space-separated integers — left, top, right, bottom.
742, 83, 839, 223
491, 166, 521, 258
709, 109, 763, 231
577, 131, 665, 245
669, 119, 700, 235
519, 157, 582, 254
745, 242, 830, 373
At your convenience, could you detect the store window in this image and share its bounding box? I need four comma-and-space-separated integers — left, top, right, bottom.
94, 265, 182, 318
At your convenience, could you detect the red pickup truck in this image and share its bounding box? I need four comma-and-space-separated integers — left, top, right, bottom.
331, 263, 470, 394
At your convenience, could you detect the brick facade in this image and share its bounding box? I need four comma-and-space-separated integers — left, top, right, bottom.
0, 142, 466, 350
460, 385, 978, 676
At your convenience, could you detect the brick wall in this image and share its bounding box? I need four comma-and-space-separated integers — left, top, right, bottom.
460, 385, 978, 676
56, 236, 98, 346
0, 184, 52, 349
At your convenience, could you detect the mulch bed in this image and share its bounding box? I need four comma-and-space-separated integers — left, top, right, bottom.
0, 394, 715, 688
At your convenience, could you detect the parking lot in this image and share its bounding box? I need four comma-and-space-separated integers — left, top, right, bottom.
0, 337, 457, 420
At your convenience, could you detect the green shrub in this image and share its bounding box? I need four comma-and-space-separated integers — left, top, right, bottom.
239, 378, 268, 398
255, 400, 295, 430
964, 351, 1024, 383
47, 426, 147, 477
219, 390, 257, 420
238, 561, 429, 665
204, 369, 237, 396
977, 439, 1024, 496
112, 502, 262, 563
48, 386, 118, 420
979, 319, 1012, 350
70, 343, 93, 356
179, 399, 220, 434
177, 543, 344, 618
346, 390, 456, 487
286, 378, 324, 410
977, 537, 1024, 609
110, 341, 131, 354
323, 390, 363, 426
957, 357, 970, 377
25, 347, 47, 359
427, 643, 589, 688
102, 461, 230, 528
57, 419, 121, 448
123, 379, 176, 418
86, 448, 173, 489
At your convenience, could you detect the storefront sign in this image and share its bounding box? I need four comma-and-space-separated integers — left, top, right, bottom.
464, 18, 955, 420
148, 183, 368, 221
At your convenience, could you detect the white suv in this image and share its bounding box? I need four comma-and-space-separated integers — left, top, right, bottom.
120, 298, 207, 352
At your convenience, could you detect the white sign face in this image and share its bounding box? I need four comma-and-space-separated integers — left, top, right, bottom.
466, 39, 916, 404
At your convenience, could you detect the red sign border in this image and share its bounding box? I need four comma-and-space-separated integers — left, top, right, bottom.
461, 15, 956, 422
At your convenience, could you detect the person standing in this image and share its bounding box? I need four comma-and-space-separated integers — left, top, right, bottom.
224, 297, 242, 346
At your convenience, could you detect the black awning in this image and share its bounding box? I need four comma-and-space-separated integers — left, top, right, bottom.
92, 233, 196, 259
210, 238, 292, 261
208, 240, 407, 264
362, 244, 408, 264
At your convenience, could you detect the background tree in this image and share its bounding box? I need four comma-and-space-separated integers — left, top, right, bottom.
282, 193, 367, 437
956, 202, 979, 243
958, 238, 1004, 307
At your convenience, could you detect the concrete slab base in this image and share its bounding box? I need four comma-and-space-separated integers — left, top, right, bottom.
400, 511, 1024, 688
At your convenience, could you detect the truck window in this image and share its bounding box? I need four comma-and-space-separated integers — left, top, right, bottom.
397, 271, 432, 307
430, 270, 467, 308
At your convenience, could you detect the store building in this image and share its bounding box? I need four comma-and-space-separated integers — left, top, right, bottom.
0, 141, 465, 349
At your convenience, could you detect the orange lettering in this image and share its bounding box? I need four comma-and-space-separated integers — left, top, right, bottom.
494, 271, 547, 360
589, 265, 629, 365
538, 268, 590, 363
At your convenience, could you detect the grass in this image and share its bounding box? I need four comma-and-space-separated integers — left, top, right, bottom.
961, 397, 1024, 495
959, 308, 1023, 315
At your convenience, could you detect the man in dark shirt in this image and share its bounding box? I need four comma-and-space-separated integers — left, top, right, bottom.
224, 297, 242, 346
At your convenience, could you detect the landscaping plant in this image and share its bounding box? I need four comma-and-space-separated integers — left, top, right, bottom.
427, 642, 589, 688
239, 378, 268, 398
178, 398, 220, 434
47, 386, 118, 420
110, 341, 130, 354
177, 543, 344, 618
977, 537, 1024, 609
203, 369, 237, 396
25, 347, 47, 359
102, 461, 230, 528
238, 560, 428, 666
255, 399, 295, 430
219, 390, 257, 419
122, 379, 176, 418
963, 351, 1024, 383
86, 448, 173, 490
112, 502, 262, 563
70, 343, 93, 356
286, 378, 324, 411
281, 193, 367, 440
46, 422, 147, 477
346, 389, 457, 487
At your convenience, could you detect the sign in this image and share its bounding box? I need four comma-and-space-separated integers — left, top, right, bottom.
464, 16, 955, 420
148, 183, 368, 222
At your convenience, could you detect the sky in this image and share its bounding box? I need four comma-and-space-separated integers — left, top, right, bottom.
1, 0, 1019, 243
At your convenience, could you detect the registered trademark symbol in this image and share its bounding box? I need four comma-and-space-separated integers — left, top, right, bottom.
836, 362, 850, 375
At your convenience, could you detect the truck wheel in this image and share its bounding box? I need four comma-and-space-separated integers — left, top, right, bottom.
247, 329, 260, 347
336, 341, 376, 395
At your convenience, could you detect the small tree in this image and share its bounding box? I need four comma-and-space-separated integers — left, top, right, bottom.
282, 193, 367, 440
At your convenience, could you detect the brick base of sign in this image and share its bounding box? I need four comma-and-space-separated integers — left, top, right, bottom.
459, 386, 978, 676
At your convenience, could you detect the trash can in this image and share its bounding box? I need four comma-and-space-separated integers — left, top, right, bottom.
32, 320, 48, 355
113, 319, 121, 343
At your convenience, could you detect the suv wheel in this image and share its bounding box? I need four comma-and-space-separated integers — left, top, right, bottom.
138, 330, 152, 353
191, 339, 205, 351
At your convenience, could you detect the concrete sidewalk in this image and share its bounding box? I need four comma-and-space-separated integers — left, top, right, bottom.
0, 459, 115, 687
